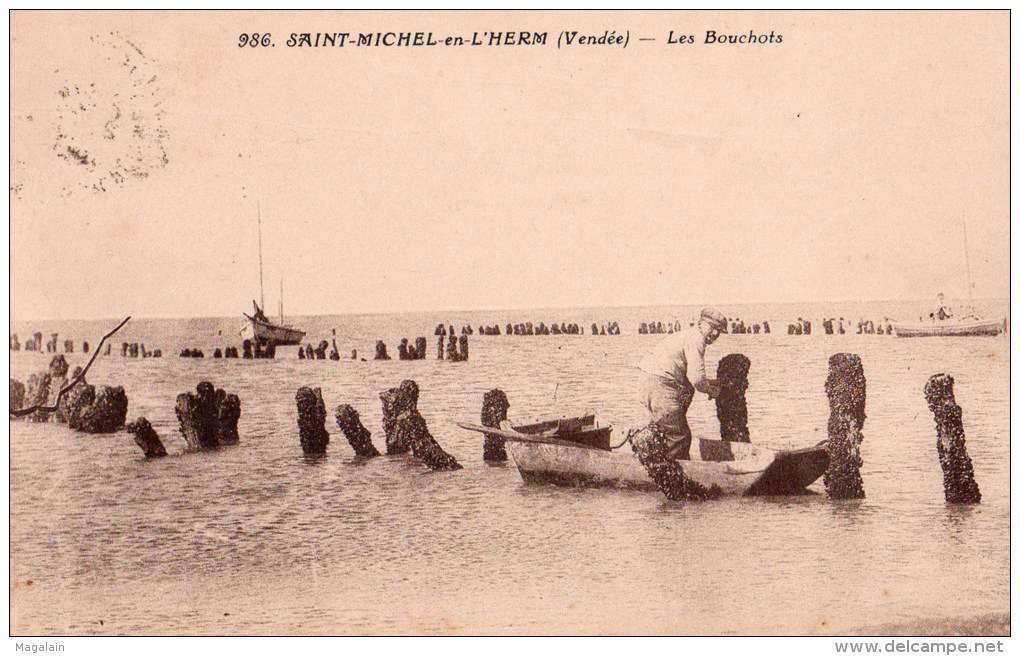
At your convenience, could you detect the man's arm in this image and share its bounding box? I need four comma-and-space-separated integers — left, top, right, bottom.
685, 339, 719, 398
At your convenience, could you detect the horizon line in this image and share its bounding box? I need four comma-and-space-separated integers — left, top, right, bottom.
8, 295, 1011, 324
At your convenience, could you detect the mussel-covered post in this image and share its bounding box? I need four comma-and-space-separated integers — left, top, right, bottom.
24, 373, 52, 423
335, 404, 381, 457
10, 379, 25, 416
715, 354, 751, 442
823, 353, 866, 499
392, 380, 462, 471
375, 341, 390, 361
173, 382, 239, 449
214, 389, 242, 445
59, 381, 96, 429
458, 334, 469, 361
437, 333, 445, 360
296, 387, 329, 455
127, 418, 168, 458
380, 386, 413, 454
176, 382, 219, 450
924, 374, 981, 504
631, 424, 722, 501
481, 389, 510, 461
78, 386, 128, 433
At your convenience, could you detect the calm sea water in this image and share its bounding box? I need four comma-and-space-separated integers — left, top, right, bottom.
9, 301, 1010, 635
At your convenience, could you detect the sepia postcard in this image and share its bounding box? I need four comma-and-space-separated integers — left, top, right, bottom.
7, 9, 1010, 646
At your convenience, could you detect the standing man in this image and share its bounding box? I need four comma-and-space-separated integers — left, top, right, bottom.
638, 308, 728, 459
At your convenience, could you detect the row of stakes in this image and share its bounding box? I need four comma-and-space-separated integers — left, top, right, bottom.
9, 317, 905, 367
9, 333, 164, 358
9, 352, 981, 505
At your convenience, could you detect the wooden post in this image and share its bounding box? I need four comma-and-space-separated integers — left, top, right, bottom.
78, 386, 128, 434
214, 388, 242, 445
10, 379, 25, 416
24, 373, 52, 423
715, 354, 751, 442
392, 380, 461, 470
58, 381, 95, 429
380, 386, 412, 455
481, 389, 510, 461
335, 404, 381, 457
176, 382, 220, 450
127, 418, 167, 458
823, 353, 866, 499
295, 386, 330, 455
924, 374, 980, 504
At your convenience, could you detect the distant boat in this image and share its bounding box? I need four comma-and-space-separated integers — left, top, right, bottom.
244, 299, 306, 346
891, 313, 1005, 338
892, 216, 1006, 337
891, 291, 1005, 338
242, 205, 306, 347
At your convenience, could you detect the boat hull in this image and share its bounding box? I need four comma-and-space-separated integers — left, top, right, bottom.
506, 437, 828, 497
892, 319, 1004, 337
252, 320, 306, 346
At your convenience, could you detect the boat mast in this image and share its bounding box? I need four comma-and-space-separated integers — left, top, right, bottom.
961, 213, 974, 300
257, 202, 265, 310
279, 279, 284, 324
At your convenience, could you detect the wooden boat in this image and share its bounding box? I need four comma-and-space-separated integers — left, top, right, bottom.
241, 205, 306, 347
891, 317, 1005, 338
458, 415, 829, 496
244, 300, 306, 346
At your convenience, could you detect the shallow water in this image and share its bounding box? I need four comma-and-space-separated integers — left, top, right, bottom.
9, 302, 1010, 634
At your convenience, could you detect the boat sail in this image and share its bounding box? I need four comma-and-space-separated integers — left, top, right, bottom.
242, 205, 306, 346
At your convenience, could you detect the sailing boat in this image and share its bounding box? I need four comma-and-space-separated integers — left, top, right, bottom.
891, 216, 1006, 337
242, 205, 306, 346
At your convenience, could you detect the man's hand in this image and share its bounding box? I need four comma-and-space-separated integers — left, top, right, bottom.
706, 380, 720, 400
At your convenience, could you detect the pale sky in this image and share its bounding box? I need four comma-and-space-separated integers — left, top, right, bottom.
9, 10, 1010, 320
